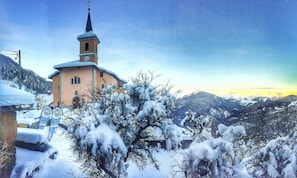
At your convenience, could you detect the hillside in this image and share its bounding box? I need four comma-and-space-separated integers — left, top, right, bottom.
227, 95, 297, 141
172, 91, 297, 142
0, 54, 52, 93
171, 91, 244, 125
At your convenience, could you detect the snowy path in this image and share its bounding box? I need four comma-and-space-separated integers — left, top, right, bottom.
14, 128, 84, 178
34, 128, 84, 177
15, 127, 185, 178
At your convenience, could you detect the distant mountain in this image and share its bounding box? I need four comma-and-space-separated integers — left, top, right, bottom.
227, 95, 297, 141
171, 91, 244, 125
172, 91, 297, 142
0, 54, 52, 93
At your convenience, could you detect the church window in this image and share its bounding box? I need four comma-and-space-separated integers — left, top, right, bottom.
85, 43, 89, 51
102, 84, 105, 89
71, 76, 81, 84
100, 72, 104, 78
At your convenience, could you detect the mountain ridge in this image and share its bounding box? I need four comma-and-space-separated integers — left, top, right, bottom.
172, 91, 297, 141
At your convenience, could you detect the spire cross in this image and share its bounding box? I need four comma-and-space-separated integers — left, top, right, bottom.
88, 0, 90, 11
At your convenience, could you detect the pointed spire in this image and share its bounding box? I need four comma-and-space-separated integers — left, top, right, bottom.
85, 0, 93, 32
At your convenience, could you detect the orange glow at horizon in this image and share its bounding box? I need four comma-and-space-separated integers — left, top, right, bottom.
210, 88, 297, 98
179, 87, 297, 98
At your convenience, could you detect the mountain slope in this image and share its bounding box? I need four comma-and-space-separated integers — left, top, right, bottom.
0, 54, 52, 93
171, 91, 244, 125
227, 95, 297, 141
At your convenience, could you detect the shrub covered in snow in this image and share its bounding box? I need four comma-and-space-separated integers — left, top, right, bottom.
253, 136, 297, 178
67, 72, 177, 177
181, 109, 213, 138
34, 94, 46, 110
182, 124, 250, 178
73, 121, 128, 177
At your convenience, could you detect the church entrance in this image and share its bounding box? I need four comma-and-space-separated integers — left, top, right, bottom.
72, 96, 81, 109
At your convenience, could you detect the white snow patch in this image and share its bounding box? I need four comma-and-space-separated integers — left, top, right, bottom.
16, 128, 49, 144
127, 150, 184, 178
289, 100, 297, 107
13, 128, 85, 178
0, 83, 34, 106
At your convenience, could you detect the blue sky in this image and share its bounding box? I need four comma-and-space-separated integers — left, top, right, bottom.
1, 0, 297, 96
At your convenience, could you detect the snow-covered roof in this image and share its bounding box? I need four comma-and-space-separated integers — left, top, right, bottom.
16, 128, 49, 144
77, 31, 100, 43
48, 71, 59, 79
54, 60, 97, 69
51, 60, 127, 83
0, 84, 34, 107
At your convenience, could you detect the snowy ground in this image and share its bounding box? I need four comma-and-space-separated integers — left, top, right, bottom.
13, 128, 84, 178
127, 150, 184, 178
14, 126, 185, 177
31, 128, 84, 177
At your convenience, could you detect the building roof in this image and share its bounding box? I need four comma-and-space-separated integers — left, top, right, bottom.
54, 60, 97, 69
48, 71, 59, 79
0, 84, 34, 107
49, 60, 126, 83
77, 31, 100, 43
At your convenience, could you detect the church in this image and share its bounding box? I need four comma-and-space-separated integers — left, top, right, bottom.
49, 6, 126, 108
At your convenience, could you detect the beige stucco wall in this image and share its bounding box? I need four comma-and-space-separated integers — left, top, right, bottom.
52, 65, 124, 107
94, 70, 119, 90
59, 66, 94, 106
52, 74, 60, 106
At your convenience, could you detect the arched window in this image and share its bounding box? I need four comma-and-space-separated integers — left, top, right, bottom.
85, 43, 89, 51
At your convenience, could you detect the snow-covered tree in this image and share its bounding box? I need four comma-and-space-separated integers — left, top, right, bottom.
181, 109, 213, 138
182, 124, 250, 178
253, 136, 297, 178
67, 71, 177, 177
34, 94, 46, 110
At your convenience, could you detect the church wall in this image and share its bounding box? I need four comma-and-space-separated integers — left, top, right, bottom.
95, 70, 119, 91
52, 74, 60, 106
60, 67, 93, 106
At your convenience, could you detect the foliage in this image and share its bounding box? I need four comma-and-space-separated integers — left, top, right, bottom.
67, 71, 176, 177
35, 94, 46, 110
182, 118, 249, 178
181, 109, 213, 138
253, 134, 297, 178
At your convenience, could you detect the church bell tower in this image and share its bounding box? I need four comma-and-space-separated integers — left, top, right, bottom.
77, 1, 100, 64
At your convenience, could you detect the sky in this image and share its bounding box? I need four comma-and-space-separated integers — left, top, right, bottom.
1, 0, 297, 97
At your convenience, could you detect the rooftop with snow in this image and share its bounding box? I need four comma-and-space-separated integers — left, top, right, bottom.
0, 84, 34, 107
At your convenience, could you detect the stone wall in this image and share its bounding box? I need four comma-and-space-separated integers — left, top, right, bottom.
0, 111, 17, 178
